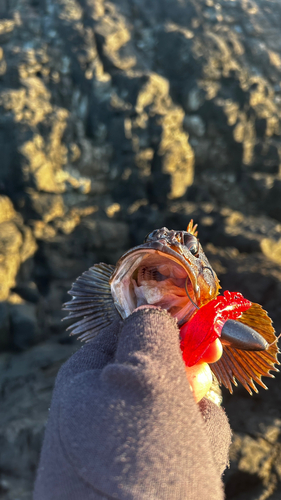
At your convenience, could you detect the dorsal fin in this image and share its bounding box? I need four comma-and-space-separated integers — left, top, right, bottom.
186, 219, 198, 237
211, 303, 280, 394
63, 263, 117, 342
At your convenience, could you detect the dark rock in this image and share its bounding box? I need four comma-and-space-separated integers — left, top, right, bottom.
0, 302, 10, 350
10, 304, 39, 350
183, 115, 206, 137
264, 180, 281, 222
12, 282, 40, 304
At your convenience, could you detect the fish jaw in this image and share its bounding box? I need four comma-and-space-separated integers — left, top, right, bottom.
110, 239, 220, 325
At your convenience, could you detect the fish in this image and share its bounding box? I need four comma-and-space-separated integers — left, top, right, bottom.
63, 221, 279, 395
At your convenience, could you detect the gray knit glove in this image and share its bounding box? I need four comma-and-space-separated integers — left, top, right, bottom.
34, 308, 231, 500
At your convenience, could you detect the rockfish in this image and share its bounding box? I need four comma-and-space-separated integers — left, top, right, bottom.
64, 221, 279, 395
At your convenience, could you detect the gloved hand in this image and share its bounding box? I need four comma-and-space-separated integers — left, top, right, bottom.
34, 308, 231, 500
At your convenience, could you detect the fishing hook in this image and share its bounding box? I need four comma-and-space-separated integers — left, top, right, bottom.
185, 277, 199, 310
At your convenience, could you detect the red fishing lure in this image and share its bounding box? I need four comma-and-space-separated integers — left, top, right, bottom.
180, 291, 252, 367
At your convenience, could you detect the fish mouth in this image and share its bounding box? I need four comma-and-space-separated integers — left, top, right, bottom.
110, 245, 199, 325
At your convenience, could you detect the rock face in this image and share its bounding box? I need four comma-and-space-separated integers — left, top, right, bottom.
0, 0, 281, 499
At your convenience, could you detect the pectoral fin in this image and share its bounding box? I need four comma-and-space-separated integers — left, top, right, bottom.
211, 303, 279, 394
63, 263, 117, 341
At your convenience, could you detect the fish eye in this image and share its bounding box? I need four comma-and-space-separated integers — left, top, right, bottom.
183, 233, 199, 257
188, 243, 199, 257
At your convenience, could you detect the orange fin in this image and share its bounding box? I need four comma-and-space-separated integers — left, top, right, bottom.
211, 303, 279, 394
186, 219, 198, 238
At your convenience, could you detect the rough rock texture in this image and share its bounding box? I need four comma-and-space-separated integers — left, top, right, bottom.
0, 0, 281, 499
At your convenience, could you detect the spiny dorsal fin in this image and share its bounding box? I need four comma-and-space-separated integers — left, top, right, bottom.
187, 219, 198, 237
211, 303, 280, 394
63, 263, 117, 342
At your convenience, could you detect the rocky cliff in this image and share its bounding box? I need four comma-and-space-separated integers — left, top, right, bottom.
0, 0, 281, 499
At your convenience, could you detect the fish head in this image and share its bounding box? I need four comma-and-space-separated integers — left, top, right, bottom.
110, 223, 220, 326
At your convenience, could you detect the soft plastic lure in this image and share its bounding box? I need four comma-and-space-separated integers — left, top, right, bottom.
180, 291, 252, 367
180, 290, 279, 394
